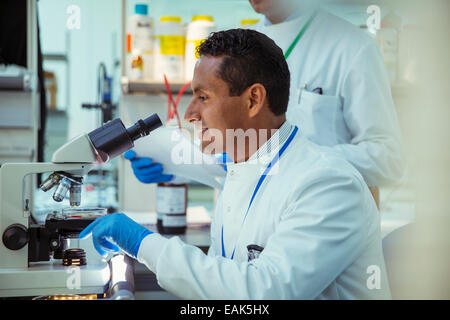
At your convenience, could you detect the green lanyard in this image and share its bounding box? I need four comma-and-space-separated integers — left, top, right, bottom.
284, 11, 317, 60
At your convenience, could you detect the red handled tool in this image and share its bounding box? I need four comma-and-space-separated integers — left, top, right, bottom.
163, 74, 191, 130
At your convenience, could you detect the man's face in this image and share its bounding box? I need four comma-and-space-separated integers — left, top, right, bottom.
184, 55, 249, 155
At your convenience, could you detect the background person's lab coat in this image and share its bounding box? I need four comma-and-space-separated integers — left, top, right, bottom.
254, 8, 404, 187
137, 122, 391, 299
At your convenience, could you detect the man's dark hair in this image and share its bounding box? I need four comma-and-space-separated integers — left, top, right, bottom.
197, 28, 290, 116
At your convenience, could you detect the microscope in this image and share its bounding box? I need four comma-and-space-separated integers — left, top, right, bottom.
0, 114, 162, 299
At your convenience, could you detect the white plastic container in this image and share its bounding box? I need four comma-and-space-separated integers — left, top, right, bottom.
184, 15, 216, 81
126, 4, 154, 80
153, 16, 185, 82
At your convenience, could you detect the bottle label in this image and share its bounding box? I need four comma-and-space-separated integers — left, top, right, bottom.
157, 35, 185, 56
162, 214, 186, 227
156, 186, 186, 215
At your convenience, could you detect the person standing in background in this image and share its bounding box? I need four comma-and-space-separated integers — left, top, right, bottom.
248, 0, 405, 206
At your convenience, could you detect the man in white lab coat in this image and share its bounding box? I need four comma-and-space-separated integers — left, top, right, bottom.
248, 0, 405, 201
80, 28, 391, 299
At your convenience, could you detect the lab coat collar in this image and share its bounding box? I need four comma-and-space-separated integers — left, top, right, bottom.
248, 120, 293, 161
226, 120, 294, 171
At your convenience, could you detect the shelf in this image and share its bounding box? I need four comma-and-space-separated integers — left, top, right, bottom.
121, 77, 192, 95
46, 108, 67, 114
0, 75, 31, 91
43, 53, 68, 62
0, 146, 34, 157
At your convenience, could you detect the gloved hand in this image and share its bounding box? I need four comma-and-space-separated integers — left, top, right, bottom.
124, 150, 174, 184
79, 213, 153, 258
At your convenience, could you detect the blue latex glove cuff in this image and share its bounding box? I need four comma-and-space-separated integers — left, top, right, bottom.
124, 150, 174, 184
79, 213, 153, 259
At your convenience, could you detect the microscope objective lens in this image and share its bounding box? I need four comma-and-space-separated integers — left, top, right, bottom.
39, 173, 61, 192
53, 178, 71, 202
70, 183, 81, 207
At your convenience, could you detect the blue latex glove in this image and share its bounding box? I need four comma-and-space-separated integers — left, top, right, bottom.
79, 213, 153, 258
124, 150, 174, 184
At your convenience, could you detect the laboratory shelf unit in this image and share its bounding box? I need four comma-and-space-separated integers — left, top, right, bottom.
0, 0, 39, 165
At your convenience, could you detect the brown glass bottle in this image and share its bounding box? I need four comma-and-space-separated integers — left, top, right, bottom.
156, 182, 188, 234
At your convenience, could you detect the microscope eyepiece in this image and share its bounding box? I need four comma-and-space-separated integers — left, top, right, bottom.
126, 114, 162, 141
87, 114, 162, 163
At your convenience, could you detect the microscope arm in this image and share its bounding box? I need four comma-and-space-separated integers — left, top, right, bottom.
0, 162, 94, 223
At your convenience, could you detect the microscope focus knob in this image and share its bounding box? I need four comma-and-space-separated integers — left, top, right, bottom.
2, 224, 29, 250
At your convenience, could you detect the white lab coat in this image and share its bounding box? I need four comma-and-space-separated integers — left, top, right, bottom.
253, 9, 404, 187
137, 121, 391, 299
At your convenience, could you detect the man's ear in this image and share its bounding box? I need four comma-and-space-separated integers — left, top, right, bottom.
246, 83, 267, 118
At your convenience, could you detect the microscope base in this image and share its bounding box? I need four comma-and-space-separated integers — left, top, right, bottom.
0, 261, 110, 298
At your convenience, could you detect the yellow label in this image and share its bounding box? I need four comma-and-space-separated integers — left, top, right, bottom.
241, 19, 260, 26
187, 39, 206, 59
157, 35, 185, 56
160, 16, 182, 23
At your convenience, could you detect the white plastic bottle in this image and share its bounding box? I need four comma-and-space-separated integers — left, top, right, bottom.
126, 4, 154, 80
184, 15, 216, 81
153, 16, 185, 82
130, 48, 144, 80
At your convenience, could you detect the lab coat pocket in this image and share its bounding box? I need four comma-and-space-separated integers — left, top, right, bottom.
293, 90, 341, 146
